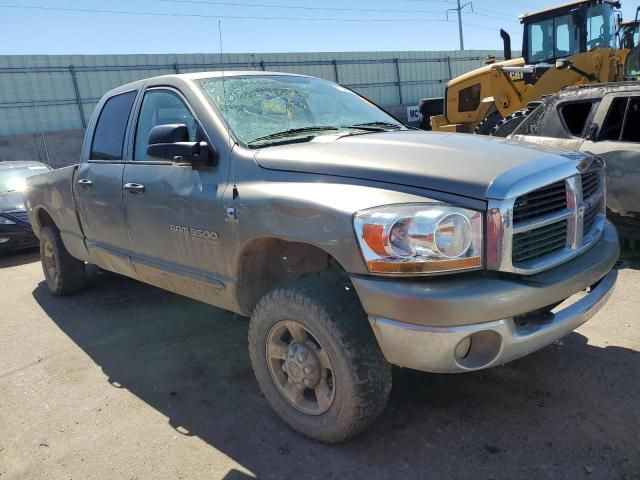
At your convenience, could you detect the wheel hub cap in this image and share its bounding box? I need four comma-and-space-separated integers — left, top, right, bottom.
283, 342, 321, 388
266, 320, 336, 415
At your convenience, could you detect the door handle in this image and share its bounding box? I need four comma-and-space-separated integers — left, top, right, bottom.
123, 182, 146, 194
77, 178, 93, 187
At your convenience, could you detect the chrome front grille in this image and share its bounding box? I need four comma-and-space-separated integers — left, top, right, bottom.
487, 156, 606, 275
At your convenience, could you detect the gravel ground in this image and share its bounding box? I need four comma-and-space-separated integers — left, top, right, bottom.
0, 250, 638, 480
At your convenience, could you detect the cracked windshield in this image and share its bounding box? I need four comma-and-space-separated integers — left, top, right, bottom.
198, 75, 403, 146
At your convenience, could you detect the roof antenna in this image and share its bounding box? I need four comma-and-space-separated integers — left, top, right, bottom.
218, 19, 238, 200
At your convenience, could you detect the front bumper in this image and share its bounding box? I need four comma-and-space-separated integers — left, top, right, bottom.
0, 224, 39, 252
351, 221, 619, 373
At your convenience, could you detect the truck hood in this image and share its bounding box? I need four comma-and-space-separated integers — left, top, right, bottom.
254, 131, 580, 200
0, 190, 26, 212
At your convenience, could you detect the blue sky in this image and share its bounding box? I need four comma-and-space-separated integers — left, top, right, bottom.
0, 0, 637, 55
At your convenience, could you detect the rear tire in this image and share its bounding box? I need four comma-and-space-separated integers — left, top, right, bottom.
490, 108, 531, 137
40, 226, 86, 296
248, 274, 392, 443
474, 111, 503, 135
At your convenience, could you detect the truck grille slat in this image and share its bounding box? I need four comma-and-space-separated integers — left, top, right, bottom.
581, 170, 599, 199
512, 181, 567, 223
583, 204, 599, 234
512, 221, 568, 263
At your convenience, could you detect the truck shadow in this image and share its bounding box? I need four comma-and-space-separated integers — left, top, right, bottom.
32, 269, 640, 479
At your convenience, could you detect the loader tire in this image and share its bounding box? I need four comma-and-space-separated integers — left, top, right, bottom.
490, 108, 531, 137
474, 111, 503, 135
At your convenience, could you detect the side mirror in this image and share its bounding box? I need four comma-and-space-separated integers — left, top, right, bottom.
615, 12, 622, 33
585, 124, 598, 142
146, 124, 218, 166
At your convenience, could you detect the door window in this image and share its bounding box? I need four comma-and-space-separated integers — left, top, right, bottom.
600, 97, 640, 142
134, 90, 198, 161
528, 19, 554, 62
90, 91, 137, 160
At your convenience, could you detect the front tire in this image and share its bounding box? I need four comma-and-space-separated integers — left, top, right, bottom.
248, 275, 392, 443
40, 226, 86, 296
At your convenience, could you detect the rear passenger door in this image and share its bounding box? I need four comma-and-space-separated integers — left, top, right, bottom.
122, 87, 228, 304
76, 89, 138, 277
580, 94, 640, 217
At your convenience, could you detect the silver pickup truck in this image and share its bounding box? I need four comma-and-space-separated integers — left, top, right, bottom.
25, 72, 619, 442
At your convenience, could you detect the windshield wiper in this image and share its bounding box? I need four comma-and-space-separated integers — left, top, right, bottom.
248, 126, 340, 145
347, 121, 404, 131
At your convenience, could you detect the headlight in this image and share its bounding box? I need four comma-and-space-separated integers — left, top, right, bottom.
0, 216, 16, 225
354, 204, 483, 275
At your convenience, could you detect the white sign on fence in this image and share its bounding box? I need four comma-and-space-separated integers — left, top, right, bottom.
406, 105, 420, 122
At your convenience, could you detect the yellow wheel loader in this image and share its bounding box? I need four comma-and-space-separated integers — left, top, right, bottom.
431, 0, 632, 136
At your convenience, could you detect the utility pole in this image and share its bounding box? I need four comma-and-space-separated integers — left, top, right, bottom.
456, 0, 464, 50
448, 0, 473, 51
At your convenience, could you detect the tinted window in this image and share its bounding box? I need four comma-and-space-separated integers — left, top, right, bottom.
134, 90, 198, 161
458, 84, 481, 113
560, 101, 594, 136
90, 91, 136, 160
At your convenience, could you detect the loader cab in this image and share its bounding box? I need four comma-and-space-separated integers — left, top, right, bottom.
521, 0, 619, 65
620, 19, 639, 49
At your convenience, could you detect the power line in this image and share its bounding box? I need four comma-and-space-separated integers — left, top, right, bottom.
0, 4, 447, 22
155, 0, 445, 15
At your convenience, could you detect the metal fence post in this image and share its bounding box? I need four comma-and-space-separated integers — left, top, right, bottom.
260, 61, 266, 71
332, 59, 339, 83
446, 56, 452, 80
69, 66, 86, 129
394, 58, 403, 104
174, 63, 180, 73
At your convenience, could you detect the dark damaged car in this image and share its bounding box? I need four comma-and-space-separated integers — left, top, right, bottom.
0, 161, 51, 253
510, 82, 640, 243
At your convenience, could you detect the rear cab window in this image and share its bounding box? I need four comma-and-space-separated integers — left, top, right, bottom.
90, 91, 137, 160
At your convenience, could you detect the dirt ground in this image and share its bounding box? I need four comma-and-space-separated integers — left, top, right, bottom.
0, 250, 638, 480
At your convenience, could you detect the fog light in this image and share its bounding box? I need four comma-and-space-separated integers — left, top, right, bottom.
454, 336, 472, 360
0, 238, 9, 244
455, 330, 502, 370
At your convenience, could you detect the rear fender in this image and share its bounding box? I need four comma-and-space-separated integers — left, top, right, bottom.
26, 165, 89, 261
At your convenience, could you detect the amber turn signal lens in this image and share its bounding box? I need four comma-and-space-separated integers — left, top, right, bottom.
367, 256, 481, 274
362, 223, 388, 257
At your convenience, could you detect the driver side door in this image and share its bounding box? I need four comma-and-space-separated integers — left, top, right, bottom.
122, 87, 229, 304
